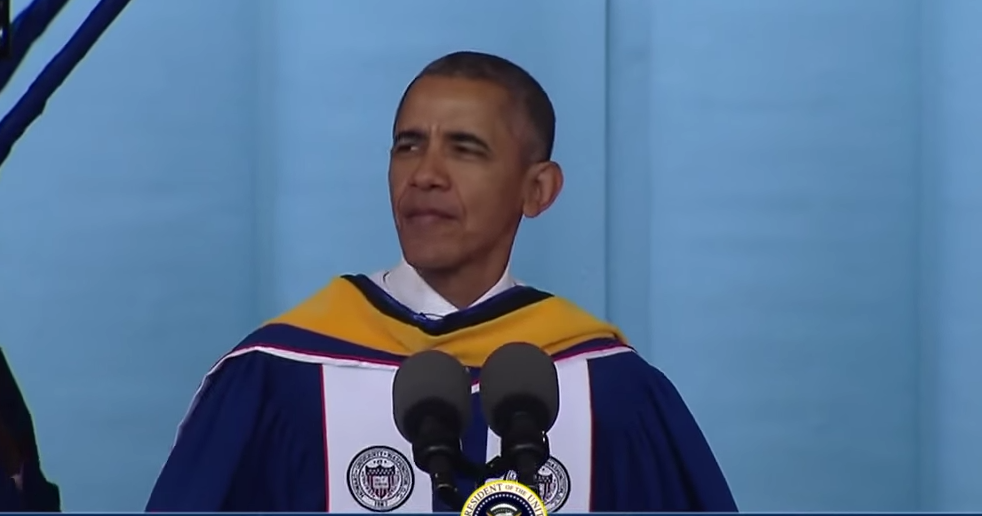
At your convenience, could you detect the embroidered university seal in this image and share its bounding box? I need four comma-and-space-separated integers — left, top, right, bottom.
461, 479, 548, 516
347, 445, 415, 512
504, 456, 570, 512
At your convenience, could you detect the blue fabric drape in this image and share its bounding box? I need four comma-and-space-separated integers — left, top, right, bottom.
0, 0, 131, 166
0, 0, 71, 94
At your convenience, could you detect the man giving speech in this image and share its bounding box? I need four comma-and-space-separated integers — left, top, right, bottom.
146, 51, 737, 513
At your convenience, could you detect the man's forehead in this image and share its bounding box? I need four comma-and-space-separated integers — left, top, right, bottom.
394, 76, 527, 143
397, 77, 512, 120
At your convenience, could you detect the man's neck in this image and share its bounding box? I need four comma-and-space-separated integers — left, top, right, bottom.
416, 260, 510, 309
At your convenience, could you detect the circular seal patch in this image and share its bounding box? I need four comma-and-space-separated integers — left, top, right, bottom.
461, 479, 548, 516
504, 457, 571, 512
347, 445, 415, 512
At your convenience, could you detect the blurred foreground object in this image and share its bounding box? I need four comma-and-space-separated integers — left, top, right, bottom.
0, 0, 9, 59
0, 348, 60, 511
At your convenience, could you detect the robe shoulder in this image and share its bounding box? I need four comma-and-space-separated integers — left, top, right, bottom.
587, 349, 738, 512
147, 350, 327, 512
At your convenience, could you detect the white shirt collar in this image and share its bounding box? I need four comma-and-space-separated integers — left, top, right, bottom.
367, 259, 519, 318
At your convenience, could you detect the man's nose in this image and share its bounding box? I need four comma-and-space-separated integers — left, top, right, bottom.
409, 147, 450, 189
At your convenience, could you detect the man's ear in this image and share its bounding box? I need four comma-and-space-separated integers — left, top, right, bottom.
522, 161, 563, 218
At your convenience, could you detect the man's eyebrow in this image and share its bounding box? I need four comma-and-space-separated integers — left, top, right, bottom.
445, 131, 491, 152
393, 129, 426, 144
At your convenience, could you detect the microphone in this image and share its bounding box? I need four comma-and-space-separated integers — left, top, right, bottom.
392, 350, 472, 511
479, 343, 560, 494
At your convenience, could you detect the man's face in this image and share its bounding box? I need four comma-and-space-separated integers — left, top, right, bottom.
389, 76, 528, 272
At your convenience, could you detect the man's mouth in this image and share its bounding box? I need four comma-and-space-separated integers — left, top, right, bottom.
405, 208, 455, 221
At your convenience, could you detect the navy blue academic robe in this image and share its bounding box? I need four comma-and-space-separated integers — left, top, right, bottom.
147, 275, 737, 513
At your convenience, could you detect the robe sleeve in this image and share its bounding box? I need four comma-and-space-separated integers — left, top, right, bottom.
588, 350, 738, 512
146, 352, 326, 512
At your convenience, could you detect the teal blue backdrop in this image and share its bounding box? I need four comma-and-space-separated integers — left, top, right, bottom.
0, 0, 979, 512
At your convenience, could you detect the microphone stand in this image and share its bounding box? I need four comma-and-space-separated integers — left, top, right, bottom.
412, 413, 472, 512
423, 429, 551, 511
496, 412, 550, 497
421, 445, 466, 511
430, 456, 509, 511
426, 454, 533, 511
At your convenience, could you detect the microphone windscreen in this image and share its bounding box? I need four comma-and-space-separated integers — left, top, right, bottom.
479, 342, 560, 436
392, 350, 472, 442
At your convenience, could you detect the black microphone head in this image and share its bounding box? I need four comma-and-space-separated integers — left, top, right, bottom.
392, 350, 472, 443
479, 342, 560, 437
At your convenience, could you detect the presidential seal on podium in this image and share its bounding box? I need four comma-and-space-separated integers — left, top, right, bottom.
460, 480, 548, 516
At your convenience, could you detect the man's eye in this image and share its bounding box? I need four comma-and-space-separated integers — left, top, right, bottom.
454, 145, 481, 155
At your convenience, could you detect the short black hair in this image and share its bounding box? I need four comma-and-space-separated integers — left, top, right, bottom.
397, 51, 556, 162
